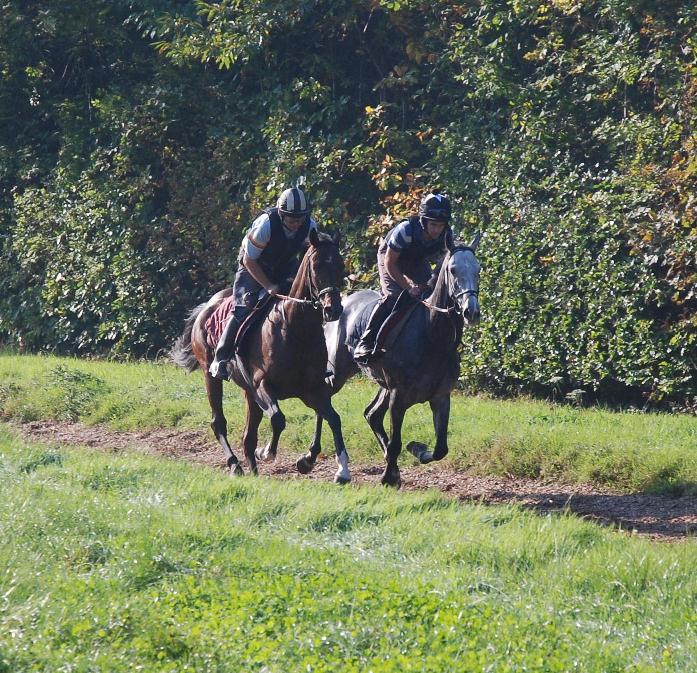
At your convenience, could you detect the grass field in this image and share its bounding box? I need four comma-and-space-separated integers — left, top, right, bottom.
1, 351, 696, 494
1, 425, 695, 672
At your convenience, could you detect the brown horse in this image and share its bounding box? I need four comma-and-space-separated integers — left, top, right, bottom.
171, 230, 351, 483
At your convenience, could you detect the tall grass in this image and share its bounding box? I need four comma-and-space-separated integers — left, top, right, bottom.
1, 351, 696, 493
0, 426, 695, 672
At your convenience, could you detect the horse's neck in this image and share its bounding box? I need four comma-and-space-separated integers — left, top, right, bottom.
280, 263, 322, 331
288, 263, 311, 300
424, 266, 462, 346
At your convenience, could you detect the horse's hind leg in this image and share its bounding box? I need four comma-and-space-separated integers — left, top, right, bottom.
241, 391, 263, 475
297, 412, 323, 474
204, 373, 243, 476
252, 380, 285, 463
364, 388, 390, 458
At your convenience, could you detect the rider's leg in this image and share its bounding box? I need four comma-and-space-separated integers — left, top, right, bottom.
209, 307, 248, 380
354, 248, 403, 363
209, 268, 261, 380
353, 295, 397, 362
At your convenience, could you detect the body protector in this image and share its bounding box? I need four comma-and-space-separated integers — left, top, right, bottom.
381, 216, 451, 264
242, 207, 311, 284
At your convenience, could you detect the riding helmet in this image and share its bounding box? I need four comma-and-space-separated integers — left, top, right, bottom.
277, 187, 309, 216
419, 192, 451, 222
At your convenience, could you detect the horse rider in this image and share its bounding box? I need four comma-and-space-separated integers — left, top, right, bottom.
353, 191, 453, 363
209, 186, 317, 380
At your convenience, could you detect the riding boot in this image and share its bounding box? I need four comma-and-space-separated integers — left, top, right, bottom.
209, 314, 243, 380
353, 299, 394, 363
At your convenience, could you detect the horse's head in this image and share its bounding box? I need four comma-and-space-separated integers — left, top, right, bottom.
308, 229, 344, 322
446, 232, 481, 325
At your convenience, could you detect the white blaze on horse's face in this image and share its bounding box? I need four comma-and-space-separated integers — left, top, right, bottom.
448, 249, 481, 325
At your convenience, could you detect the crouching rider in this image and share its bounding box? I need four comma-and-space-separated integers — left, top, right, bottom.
353, 192, 453, 363
209, 186, 317, 380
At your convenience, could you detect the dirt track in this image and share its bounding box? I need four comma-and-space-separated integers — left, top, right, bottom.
14, 419, 697, 542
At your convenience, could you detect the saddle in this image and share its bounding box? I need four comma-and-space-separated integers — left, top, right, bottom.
347, 291, 419, 353
205, 294, 275, 353
375, 291, 419, 353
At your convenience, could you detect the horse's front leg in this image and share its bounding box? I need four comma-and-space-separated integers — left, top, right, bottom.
252, 380, 285, 465
300, 393, 351, 484
204, 372, 244, 475
408, 393, 450, 464
383, 392, 406, 488
431, 393, 450, 461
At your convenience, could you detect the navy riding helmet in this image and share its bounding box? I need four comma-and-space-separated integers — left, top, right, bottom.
419, 192, 451, 222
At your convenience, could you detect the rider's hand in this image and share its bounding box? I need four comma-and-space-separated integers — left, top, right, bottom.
267, 285, 280, 296
407, 284, 422, 298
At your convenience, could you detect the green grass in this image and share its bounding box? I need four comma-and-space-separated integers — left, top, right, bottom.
0, 425, 695, 672
1, 351, 696, 493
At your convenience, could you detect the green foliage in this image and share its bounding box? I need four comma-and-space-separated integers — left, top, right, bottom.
1, 1, 696, 407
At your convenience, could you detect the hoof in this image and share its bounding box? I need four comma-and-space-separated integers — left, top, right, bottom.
381, 468, 401, 489
255, 443, 277, 463
407, 441, 433, 464
296, 455, 316, 475
334, 473, 351, 485
230, 463, 244, 477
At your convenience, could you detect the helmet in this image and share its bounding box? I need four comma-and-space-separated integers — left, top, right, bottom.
419, 192, 451, 222
277, 187, 309, 216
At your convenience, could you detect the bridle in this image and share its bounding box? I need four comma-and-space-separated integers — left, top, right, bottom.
275, 243, 342, 311
419, 247, 479, 314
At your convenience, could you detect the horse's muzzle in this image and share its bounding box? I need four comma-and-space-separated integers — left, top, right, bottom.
463, 296, 480, 325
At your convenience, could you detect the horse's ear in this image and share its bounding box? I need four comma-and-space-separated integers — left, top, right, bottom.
331, 230, 342, 246
445, 228, 455, 252
468, 231, 483, 251
309, 228, 320, 247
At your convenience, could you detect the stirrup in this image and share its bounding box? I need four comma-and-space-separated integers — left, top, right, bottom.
209, 359, 230, 381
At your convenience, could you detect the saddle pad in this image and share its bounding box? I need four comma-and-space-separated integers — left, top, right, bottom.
345, 293, 418, 352
205, 295, 236, 349
345, 299, 379, 349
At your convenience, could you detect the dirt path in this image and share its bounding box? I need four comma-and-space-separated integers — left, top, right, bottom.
14, 419, 697, 542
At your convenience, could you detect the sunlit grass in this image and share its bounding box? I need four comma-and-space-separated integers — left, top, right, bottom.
1, 350, 696, 493
0, 426, 695, 672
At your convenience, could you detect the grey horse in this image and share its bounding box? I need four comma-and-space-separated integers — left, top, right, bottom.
311, 234, 482, 487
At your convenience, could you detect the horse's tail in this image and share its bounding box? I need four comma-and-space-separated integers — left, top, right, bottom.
170, 302, 207, 372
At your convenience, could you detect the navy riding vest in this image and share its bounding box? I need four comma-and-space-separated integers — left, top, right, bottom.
382, 216, 451, 263
255, 207, 311, 282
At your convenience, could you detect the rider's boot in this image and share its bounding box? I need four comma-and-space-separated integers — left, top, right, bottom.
209, 314, 243, 380
353, 300, 392, 363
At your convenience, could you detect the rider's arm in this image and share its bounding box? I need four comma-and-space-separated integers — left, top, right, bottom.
385, 248, 422, 298
242, 255, 279, 295
242, 214, 279, 294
